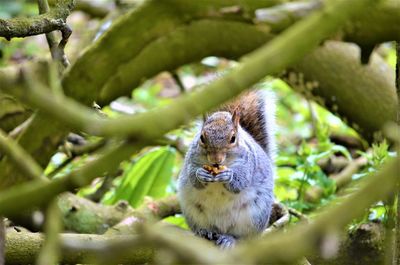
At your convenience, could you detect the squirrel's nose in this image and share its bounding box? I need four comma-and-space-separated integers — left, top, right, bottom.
207, 153, 226, 165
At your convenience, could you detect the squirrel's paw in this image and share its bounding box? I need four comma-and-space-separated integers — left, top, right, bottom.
214, 169, 233, 183
215, 234, 236, 249
196, 168, 215, 182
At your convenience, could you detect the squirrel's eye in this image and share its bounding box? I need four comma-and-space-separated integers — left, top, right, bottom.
230, 135, 236, 144
200, 135, 205, 144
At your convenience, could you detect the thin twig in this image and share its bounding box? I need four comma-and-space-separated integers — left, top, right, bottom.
47, 139, 106, 178
171, 71, 186, 93
288, 207, 309, 222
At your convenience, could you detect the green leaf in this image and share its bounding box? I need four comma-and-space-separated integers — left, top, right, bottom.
104, 147, 176, 208
147, 147, 176, 198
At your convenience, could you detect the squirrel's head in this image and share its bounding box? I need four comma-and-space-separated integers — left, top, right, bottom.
199, 110, 240, 166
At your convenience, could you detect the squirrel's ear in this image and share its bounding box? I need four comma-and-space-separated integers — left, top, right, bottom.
232, 109, 240, 128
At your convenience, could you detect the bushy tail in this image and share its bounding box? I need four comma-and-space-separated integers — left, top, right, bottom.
220, 90, 276, 159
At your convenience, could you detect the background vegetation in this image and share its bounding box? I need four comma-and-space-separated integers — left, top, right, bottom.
0, 0, 398, 264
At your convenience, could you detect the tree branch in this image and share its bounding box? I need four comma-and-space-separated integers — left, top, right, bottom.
0, 0, 74, 41
0, 218, 4, 265
287, 41, 397, 141
0, 0, 396, 190
5, 230, 152, 265
0, 129, 45, 181
0, 141, 143, 217
0, 0, 379, 216
305, 156, 368, 203
5, 0, 378, 141
74, 0, 112, 18
36, 200, 62, 265
235, 157, 399, 264
37, 0, 71, 67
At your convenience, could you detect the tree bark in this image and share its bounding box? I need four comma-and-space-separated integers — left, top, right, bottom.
0, 0, 74, 40
288, 41, 397, 141
0, 218, 4, 265
5, 230, 153, 265
309, 222, 385, 265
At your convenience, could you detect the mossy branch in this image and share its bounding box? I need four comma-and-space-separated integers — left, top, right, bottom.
0, 0, 378, 216
4, 156, 398, 264
0, 0, 396, 190
235, 157, 399, 264
4, 0, 378, 141
0, 0, 74, 41
0, 141, 142, 216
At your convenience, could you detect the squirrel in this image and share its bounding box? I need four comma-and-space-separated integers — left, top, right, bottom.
178, 89, 276, 249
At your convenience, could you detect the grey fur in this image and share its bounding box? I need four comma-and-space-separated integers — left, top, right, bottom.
178, 91, 275, 249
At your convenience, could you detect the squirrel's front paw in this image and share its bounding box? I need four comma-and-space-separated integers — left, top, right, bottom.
214, 169, 233, 183
196, 168, 215, 182
215, 234, 236, 249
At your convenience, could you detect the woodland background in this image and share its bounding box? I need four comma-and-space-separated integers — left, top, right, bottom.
0, 0, 399, 264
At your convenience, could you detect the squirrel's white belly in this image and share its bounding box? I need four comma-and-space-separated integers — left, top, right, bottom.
180, 183, 258, 238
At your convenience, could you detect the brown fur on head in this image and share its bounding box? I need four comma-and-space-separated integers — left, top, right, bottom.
199, 111, 239, 166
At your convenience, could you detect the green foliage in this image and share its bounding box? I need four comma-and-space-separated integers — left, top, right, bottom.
103, 146, 176, 207
271, 77, 355, 212
132, 82, 172, 109
163, 215, 189, 229
0, 0, 37, 19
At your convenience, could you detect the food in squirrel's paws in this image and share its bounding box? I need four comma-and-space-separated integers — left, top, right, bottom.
203, 165, 227, 176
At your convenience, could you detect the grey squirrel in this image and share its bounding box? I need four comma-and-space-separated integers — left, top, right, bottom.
178, 89, 276, 248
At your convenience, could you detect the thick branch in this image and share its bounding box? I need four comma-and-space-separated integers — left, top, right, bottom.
5, 158, 398, 264
0, 0, 379, 214
0, 0, 396, 189
287, 41, 397, 141
0, 0, 74, 41
5, 0, 378, 141
62, 0, 282, 104
0, 141, 143, 217
74, 0, 112, 18
5, 230, 152, 265
0, 218, 4, 265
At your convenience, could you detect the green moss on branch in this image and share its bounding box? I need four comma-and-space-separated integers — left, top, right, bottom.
0, 0, 74, 40
289, 41, 397, 141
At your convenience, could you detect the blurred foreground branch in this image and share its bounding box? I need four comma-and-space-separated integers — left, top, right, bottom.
0, 129, 44, 181
4, 156, 398, 264
235, 156, 399, 264
0, 0, 378, 220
